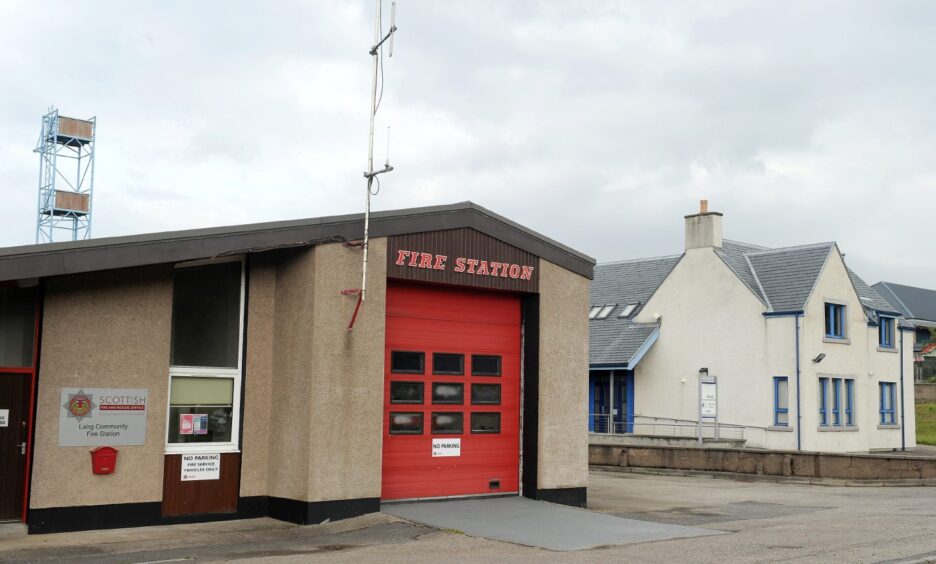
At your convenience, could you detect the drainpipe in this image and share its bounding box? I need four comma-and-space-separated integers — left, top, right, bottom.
900, 327, 906, 451
795, 313, 802, 451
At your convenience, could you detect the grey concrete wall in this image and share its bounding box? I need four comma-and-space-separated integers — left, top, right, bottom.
916, 383, 936, 403
239, 258, 277, 498
31, 266, 173, 509
537, 260, 590, 491
590, 444, 936, 480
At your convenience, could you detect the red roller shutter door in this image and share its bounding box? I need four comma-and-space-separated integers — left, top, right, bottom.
382, 282, 521, 500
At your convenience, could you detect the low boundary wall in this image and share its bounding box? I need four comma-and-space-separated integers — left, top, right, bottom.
590, 444, 936, 480
916, 383, 936, 403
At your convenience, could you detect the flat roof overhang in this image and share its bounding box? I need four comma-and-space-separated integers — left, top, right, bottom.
0, 202, 595, 283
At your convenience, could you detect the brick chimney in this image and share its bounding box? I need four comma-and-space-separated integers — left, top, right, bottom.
684, 199, 723, 250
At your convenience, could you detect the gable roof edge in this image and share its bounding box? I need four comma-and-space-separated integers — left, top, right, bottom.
632, 253, 685, 318
798, 244, 836, 313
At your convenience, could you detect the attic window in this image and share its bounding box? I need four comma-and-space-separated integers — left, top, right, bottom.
588, 306, 603, 319
619, 303, 639, 318
595, 305, 616, 319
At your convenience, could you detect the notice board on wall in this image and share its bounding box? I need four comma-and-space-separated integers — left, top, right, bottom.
58, 388, 148, 446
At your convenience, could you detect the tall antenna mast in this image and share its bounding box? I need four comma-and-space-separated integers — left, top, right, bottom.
351, 0, 397, 330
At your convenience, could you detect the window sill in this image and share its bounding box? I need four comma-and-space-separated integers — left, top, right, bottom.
823, 336, 850, 345
877, 346, 898, 353
817, 426, 859, 432
767, 426, 793, 432
878, 424, 900, 430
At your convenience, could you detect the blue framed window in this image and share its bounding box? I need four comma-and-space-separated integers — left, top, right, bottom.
773, 376, 789, 426
831, 378, 842, 426
819, 377, 855, 428
880, 382, 897, 425
879, 316, 895, 348
818, 378, 828, 426
845, 379, 854, 426
825, 303, 846, 339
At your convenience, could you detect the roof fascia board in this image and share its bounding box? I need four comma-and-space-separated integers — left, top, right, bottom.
0, 203, 595, 282
763, 311, 804, 317
626, 326, 661, 369
589, 364, 631, 371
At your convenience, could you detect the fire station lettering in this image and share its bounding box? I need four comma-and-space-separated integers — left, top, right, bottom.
181, 453, 221, 481
432, 438, 461, 457
58, 388, 148, 446
387, 228, 540, 293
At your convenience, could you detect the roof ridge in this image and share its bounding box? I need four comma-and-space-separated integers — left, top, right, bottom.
745, 241, 836, 256
599, 254, 683, 266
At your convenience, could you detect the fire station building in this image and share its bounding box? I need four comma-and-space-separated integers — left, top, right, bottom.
0, 202, 593, 533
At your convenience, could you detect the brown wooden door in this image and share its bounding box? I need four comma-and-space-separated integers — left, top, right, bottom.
0, 374, 30, 521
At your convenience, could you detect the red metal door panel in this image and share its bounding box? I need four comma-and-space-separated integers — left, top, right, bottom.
382, 282, 521, 500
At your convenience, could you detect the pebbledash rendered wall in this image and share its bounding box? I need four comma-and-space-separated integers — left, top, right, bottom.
27, 236, 590, 526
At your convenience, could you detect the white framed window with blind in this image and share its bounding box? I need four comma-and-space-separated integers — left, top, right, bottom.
165, 257, 245, 454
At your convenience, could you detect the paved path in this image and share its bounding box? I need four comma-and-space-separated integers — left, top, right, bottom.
383, 495, 719, 550
5, 470, 936, 562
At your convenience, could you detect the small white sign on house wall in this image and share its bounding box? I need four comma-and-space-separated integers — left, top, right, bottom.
0, 409, 8, 427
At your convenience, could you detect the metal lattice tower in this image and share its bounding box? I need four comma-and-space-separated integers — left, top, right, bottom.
35, 108, 96, 243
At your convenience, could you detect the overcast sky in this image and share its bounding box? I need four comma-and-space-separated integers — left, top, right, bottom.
1, 1, 934, 287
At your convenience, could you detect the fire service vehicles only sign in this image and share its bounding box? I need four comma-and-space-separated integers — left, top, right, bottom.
58, 388, 148, 446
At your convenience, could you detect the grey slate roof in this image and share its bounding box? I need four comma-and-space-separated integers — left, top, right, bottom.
872, 282, 936, 322
715, 240, 769, 305
849, 270, 900, 316
745, 243, 835, 312
591, 239, 901, 366
589, 255, 680, 366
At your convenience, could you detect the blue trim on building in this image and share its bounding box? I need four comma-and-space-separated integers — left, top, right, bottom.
626, 326, 660, 370
625, 370, 635, 433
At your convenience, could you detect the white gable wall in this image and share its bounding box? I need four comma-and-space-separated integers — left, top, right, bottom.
632, 247, 798, 450
627, 242, 912, 453
799, 248, 915, 452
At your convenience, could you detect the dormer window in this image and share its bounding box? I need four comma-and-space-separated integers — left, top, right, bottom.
619, 303, 639, 318
824, 302, 846, 339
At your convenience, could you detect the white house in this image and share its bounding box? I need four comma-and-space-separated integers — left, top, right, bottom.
589, 202, 915, 453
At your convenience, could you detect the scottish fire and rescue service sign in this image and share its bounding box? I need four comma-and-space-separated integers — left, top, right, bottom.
388, 228, 539, 293
58, 388, 148, 446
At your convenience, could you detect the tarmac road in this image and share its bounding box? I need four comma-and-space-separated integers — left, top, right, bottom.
5, 469, 936, 563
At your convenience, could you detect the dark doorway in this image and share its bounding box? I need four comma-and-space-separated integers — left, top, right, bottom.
0, 373, 31, 521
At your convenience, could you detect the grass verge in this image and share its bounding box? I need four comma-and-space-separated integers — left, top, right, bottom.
916, 401, 936, 446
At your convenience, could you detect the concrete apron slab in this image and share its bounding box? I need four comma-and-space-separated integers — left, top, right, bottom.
382, 496, 722, 551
